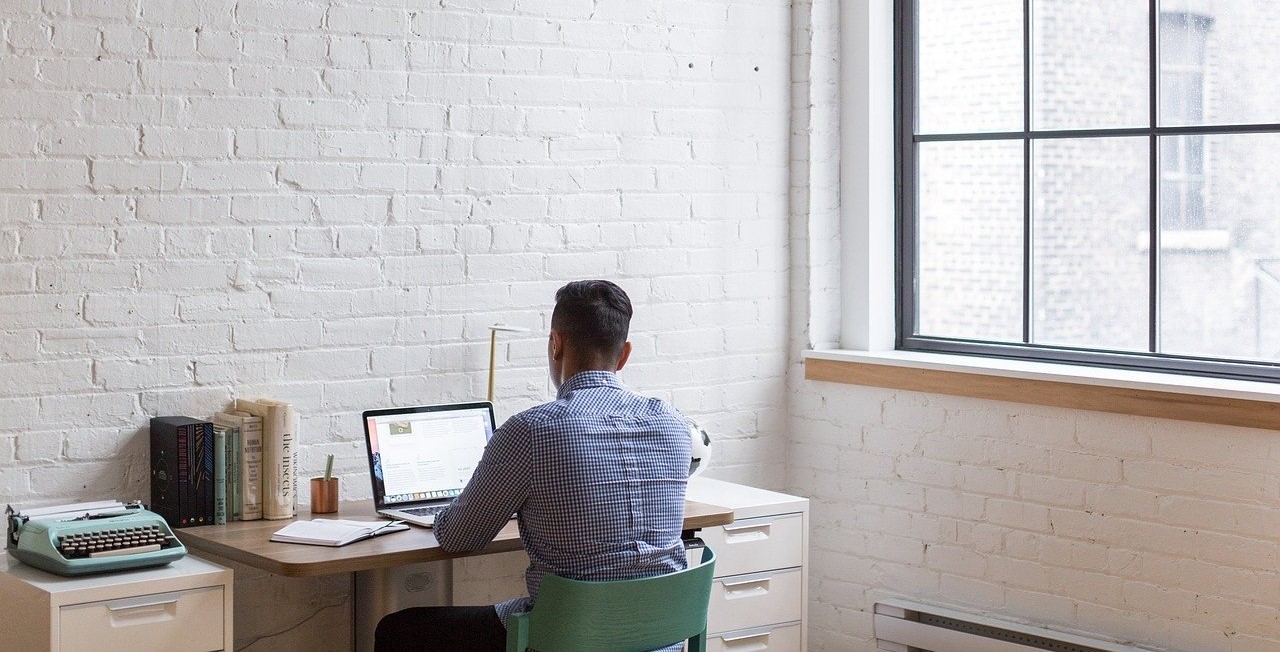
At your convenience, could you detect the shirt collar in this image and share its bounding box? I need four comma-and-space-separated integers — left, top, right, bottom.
556, 370, 624, 399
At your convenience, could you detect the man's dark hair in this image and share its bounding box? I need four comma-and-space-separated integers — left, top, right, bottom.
551, 280, 633, 360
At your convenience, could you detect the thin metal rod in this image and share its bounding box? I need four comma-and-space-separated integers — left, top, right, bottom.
487, 330, 497, 403
915, 121, 1280, 142
1022, 0, 1033, 344
894, 0, 917, 347
1148, 0, 1160, 353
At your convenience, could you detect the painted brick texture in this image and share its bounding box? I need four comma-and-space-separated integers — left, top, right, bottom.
790, 381, 1280, 651
0, 0, 792, 513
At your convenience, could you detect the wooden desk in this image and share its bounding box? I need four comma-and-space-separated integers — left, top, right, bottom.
176, 499, 734, 651
176, 499, 734, 577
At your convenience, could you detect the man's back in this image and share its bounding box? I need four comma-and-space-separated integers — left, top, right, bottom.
435, 370, 691, 624
523, 372, 689, 581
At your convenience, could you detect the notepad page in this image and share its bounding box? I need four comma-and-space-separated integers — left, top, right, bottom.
272, 520, 370, 545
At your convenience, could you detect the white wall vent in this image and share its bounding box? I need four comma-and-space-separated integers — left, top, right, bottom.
875, 600, 1155, 652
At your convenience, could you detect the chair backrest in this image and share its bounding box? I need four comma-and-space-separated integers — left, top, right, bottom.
507, 546, 716, 652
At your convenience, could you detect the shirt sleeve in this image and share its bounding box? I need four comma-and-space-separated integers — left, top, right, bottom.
433, 415, 532, 552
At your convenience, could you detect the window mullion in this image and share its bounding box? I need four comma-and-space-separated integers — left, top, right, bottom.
1022, 0, 1033, 345
1149, 0, 1160, 354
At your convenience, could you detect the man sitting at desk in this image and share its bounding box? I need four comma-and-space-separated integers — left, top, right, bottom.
375, 279, 692, 652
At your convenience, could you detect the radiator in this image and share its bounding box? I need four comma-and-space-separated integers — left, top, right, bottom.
874, 600, 1153, 652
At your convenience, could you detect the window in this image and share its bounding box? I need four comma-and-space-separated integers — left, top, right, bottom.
897, 0, 1280, 381
1159, 11, 1211, 231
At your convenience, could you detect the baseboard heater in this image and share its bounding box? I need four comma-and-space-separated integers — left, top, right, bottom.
875, 600, 1154, 652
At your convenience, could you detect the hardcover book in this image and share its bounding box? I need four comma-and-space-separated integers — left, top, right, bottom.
215, 411, 263, 521
150, 416, 215, 528
213, 424, 227, 525
228, 425, 243, 520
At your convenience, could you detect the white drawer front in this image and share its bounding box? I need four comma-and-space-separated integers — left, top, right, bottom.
60, 586, 224, 652
701, 514, 803, 578
708, 622, 803, 652
708, 568, 803, 635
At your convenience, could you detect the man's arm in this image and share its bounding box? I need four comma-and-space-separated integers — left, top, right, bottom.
433, 417, 531, 552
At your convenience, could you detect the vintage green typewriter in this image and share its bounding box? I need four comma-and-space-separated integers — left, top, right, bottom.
5, 500, 187, 576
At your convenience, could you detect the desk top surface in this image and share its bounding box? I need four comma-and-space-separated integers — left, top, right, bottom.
176, 499, 734, 577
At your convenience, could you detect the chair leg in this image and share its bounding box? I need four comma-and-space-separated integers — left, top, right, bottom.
506, 613, 531, 652
688, 630, 706, 652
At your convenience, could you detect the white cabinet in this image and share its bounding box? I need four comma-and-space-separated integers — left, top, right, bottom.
0, 553, 233, 652
688, 478, 809, 651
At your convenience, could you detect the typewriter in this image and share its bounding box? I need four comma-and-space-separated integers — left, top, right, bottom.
6, 500, 187, 576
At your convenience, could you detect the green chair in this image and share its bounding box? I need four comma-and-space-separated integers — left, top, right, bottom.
506, 546, 717, 652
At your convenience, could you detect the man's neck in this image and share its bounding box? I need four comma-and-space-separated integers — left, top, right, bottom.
555, 362, 615, 389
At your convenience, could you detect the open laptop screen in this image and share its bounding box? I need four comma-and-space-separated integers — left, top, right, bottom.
363, 403, 495, 507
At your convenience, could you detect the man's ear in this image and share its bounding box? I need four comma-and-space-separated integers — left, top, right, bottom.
549, 330, 566, 361
614, 341, 632, 371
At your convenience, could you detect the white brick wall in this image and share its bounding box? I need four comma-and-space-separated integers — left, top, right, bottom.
789, 382, 1280, 650
1, 1, 791, 647
0, 0, 791, 506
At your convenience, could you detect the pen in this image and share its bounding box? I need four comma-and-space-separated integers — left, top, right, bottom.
365, 520, 403, 538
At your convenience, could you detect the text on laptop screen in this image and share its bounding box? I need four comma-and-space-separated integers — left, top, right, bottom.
366, 406, 493, 505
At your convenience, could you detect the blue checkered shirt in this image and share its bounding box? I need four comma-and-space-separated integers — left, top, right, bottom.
434, 370, 691, 637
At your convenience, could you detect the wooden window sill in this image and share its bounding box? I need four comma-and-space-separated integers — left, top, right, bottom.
803, 350, 1280, 431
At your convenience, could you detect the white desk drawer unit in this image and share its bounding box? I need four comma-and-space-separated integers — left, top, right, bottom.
688, 478, 809, 651
0, 553, 232, 651
708, 622, 804, 652
60, 585, 226, 651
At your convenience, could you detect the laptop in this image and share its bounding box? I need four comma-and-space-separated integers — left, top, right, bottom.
362, 401, 497, 527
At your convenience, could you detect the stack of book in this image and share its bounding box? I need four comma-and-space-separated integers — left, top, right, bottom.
149, 398, 297, 528
234, 399, 298, 520
212, 398, 298, 523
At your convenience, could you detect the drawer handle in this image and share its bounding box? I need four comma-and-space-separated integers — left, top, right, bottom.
722, 522, 771, 543
102, 593, 182, 628
722, 631, 771, 651
721, 577, 770, 599
106, 594, 181, 612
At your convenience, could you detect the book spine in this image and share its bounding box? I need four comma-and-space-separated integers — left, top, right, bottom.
177, 424, 190, 527
200, 422, 215, 525
278, 403, 297, 520
230, 426, 242, 521
149, 418, 177, 528
263, 403, 294, 520
213, 425, 227, 525
241, 417, 263, 521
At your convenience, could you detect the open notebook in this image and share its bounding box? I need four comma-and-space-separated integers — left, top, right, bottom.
270, 519, 409, 547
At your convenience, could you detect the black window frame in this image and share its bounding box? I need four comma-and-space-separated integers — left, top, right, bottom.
894, 0, 1280, 383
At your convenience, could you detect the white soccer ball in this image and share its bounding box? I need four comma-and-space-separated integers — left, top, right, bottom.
688, 422, 712, 477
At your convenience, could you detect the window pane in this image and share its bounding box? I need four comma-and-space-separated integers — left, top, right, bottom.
1159, 135, 1204, 230
917, 141, 1024, 341
1032, 0, 1148, 130
917, 0, 1023, 134
1160, 134, 1280, 362
1160, 7, 1280, 126
1032, 137, 1148, 350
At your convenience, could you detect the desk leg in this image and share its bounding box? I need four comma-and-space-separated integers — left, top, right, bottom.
353, 560, 454, 652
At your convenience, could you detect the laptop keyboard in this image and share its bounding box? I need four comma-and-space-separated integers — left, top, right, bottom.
402, 505, 447, 518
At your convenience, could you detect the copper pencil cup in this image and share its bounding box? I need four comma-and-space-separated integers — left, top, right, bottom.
310, 477, 339, 514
